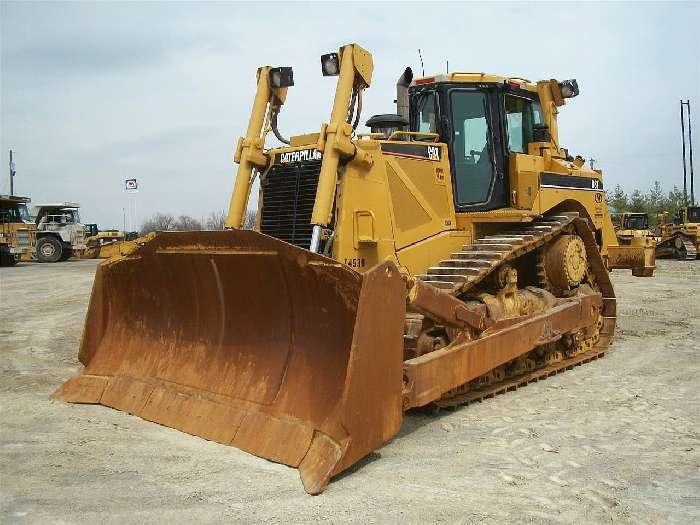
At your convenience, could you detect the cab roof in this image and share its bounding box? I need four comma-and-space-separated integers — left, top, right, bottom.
411, 72, 538, 93
34, 202, 80, 209
0, 194, 31, 203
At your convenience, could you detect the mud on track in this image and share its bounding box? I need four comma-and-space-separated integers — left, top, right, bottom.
1, 259, 698, 524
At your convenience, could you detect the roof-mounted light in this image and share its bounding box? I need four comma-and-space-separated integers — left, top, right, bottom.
559, 79, 579, 99
414, 77, 435, 85
269, 67, 294, 88
321, 53, 340, 76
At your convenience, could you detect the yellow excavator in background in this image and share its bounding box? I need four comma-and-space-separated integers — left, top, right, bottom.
55, 44, 655, 494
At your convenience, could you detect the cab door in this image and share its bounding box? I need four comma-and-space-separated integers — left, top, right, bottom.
446, 88, 508, 212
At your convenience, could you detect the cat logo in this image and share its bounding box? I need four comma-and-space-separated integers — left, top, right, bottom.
279, 148, 322, 164
591, 178, 602, 190
427, 146, 441, 161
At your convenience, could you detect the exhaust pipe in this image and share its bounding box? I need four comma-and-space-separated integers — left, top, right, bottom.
395, 67, 413, 122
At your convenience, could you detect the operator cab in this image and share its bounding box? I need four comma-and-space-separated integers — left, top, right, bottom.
686, 206, 700, 223
0, 197, 31, 224
408, 78, 545, 212
623, 214, 649, 230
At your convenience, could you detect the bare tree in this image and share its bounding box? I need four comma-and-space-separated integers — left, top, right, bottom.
174, 215, 203, 231
243, 208, 257, 229
206, 210, 227, 230
140, 212, 175, 234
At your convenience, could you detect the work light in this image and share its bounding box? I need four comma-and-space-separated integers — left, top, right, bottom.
559, 79, 579, 99
269, 67, 294, 88
321, 53, 340, 76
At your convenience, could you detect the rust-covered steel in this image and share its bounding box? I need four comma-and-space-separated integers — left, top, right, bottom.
403, 287, 602, 409
53, 230, 407, 494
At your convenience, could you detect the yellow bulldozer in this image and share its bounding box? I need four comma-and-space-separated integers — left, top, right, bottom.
79, 224, 126, 259
54, 44, 655, 494
611, 212, 656, 272
656, 206, 699, 259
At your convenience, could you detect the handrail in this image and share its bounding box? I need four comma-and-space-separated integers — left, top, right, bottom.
356, 132, 386, 139
387, 131, 440, 142
506, 76, 532, 83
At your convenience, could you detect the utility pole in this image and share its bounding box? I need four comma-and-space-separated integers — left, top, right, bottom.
681, 101, 688, 206
681, 100, 696, 206
9, 150, 16, 196
688, 100, 695, 206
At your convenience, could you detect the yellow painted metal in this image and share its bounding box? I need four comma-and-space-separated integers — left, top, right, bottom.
239, 55, 648, 278
0, 222, 36, 261
226, 67, 275, 229
658, 207, 700, 256
0, 195, 36, 264
312, 44, 373, 227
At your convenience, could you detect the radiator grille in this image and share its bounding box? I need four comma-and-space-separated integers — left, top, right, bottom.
15, 229, 30, 247
260, 160, 321, 249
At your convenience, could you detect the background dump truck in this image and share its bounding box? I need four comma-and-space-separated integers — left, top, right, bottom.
56, 43, 655, 494
33, 202, 87, 263
0, 195, 36, 266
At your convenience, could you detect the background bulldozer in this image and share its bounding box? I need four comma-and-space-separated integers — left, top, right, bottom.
55, 44, 654, 494
656, 206, 699, 259
79, 224, 126, 259
611, 212, 656, 274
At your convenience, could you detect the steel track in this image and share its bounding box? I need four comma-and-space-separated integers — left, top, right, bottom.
417, 213, 617, 411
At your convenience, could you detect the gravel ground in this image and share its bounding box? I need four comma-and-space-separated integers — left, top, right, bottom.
1, 258, 698, 524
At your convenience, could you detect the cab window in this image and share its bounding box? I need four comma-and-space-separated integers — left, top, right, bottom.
413, 91, 438, 134
504, 95, 539, 153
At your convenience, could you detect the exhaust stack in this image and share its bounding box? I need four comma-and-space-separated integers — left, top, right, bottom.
396, 67, 413, 122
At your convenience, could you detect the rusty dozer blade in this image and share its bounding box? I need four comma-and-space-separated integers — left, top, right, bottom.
53, 230, 407, 494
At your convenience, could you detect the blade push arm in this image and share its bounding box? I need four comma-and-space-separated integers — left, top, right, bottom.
310, 44, 374, 251
226, 67, 289, 229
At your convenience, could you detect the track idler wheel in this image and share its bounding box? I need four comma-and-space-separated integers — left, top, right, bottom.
544, 234, 587, 291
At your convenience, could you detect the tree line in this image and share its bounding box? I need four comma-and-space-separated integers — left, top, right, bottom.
140, 209, 256, 234
606, 181, 690, 226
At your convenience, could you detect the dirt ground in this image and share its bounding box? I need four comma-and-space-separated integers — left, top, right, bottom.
1, 258, 698, 524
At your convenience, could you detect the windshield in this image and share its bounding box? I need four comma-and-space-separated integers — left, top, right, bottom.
0, 202, 30, 223
60, 209, 80, 222
17, 204, 30, 222
688, 207, 700, 223
624, 215, 648, 230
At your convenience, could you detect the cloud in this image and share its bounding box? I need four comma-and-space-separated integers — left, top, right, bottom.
1, 1, 698, 229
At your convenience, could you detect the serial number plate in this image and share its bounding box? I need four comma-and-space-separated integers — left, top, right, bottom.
344, 257, 366, 268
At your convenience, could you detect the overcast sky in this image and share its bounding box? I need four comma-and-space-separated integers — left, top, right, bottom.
1, 1, 698, 229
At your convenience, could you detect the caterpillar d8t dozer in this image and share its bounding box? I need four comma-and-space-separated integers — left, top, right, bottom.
54, 44, 655, 494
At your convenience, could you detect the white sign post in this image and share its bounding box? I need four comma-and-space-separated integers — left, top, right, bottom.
125, 179, 138, 231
